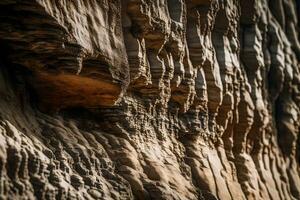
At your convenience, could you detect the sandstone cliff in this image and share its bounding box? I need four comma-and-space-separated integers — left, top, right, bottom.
0, 0, 299, 199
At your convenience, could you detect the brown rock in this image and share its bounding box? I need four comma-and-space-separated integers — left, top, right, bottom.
0, 0, 299, 199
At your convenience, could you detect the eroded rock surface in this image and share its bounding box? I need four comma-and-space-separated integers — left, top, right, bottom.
0, 0, 299, 199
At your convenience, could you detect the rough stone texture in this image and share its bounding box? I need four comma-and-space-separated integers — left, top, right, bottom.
0, 0, 299, 199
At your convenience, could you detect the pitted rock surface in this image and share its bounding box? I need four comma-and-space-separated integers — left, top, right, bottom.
0, 0, 299, 199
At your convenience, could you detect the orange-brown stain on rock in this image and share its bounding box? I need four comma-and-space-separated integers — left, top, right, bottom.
31, 71, 122, 110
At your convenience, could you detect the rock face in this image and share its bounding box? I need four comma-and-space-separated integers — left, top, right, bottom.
0, 0, 299, 199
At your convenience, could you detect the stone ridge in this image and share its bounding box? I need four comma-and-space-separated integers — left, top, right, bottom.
0, 0, 299, 199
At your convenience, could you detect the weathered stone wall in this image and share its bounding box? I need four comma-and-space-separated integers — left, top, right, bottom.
0, 0, 299, 199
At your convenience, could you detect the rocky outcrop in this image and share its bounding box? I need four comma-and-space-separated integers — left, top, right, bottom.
0, 0, 299, 199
